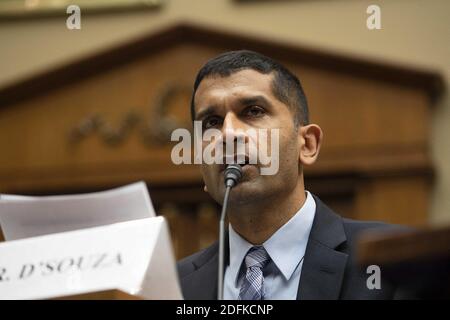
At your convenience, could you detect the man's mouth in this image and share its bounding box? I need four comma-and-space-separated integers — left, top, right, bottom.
219, 155, 252, 172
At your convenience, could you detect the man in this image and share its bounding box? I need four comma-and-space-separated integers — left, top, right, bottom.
177, 50, 400, 300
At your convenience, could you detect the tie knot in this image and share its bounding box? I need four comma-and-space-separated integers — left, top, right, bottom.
244, 246, 270, 269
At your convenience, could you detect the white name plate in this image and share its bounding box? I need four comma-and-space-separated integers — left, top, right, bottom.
0, 217, 182, 300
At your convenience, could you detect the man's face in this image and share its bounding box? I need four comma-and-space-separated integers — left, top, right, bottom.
193, 69, 302, 206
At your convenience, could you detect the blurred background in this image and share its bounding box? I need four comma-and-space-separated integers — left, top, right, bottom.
0, 0, 448, 260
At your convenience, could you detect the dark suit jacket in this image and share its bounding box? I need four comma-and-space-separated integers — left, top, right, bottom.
177, 195, 403, 300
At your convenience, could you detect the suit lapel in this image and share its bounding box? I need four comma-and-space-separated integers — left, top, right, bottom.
297, 195, 348, 300
181, 232, 229, 300
182, 251, 218, 299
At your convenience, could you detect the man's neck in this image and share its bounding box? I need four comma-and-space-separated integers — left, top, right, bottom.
227, 180, 306, 245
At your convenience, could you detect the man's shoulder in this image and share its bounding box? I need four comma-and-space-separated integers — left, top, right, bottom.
341, 217, 411, 238
311, 194, 411, 248
337, 216, 412, 256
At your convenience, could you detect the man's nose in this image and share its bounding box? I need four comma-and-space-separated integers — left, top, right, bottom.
221, 112, 247, 143
221, 112, 248, 158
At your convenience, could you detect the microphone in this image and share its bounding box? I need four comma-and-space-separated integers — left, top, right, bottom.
224, 164, 243, 188
218, 164, 242, 300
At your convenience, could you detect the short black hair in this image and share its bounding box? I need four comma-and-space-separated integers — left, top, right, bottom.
190, 50, 309, 126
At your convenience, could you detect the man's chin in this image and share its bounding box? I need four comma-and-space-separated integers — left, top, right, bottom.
224, 180, 269, 207
209, 165, 266, 204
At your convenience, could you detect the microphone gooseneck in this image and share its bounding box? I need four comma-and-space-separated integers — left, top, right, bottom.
218, 164, 243, 300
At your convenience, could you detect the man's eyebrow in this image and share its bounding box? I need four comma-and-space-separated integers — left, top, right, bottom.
195, 106, 217, 121
195, 96, 272, 120
238, 95, 272, 107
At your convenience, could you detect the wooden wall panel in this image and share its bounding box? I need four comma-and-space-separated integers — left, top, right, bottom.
0, 43, 433, 190
0, 24, 444, 257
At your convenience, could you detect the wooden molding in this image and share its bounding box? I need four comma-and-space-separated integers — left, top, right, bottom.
0, 23, 444, 107
357, 225, 450, 266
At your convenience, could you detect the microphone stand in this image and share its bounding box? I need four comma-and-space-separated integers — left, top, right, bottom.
218, 164, 242, 300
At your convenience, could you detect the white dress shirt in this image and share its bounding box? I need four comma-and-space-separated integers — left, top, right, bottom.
223, 191, 316, 300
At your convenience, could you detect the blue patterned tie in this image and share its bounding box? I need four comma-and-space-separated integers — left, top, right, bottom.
238, 246, 271, 300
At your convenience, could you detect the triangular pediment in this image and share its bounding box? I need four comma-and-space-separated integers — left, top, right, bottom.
0, 23, 443, 106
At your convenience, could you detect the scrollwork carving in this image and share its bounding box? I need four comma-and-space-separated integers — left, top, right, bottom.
68, 82, 192, 147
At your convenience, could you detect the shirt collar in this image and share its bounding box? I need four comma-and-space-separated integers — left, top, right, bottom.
228, 191, 316, 285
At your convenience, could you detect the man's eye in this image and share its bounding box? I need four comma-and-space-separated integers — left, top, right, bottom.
243, 106, 265, 118
203, 116, 221, 129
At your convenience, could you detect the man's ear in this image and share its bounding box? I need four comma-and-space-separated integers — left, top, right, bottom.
299, 124, 323, 166
204, 185, 208, 192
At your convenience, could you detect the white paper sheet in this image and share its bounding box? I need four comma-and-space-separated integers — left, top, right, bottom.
0, 181, 155, 241
0, 217, 183, 300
